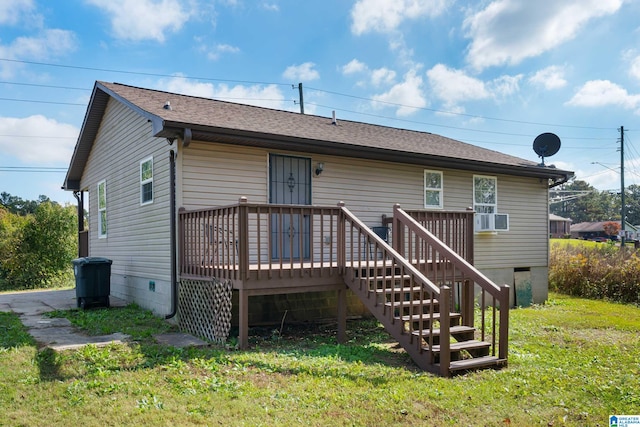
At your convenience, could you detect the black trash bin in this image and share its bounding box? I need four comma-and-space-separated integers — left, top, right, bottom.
72, 257, 112, 309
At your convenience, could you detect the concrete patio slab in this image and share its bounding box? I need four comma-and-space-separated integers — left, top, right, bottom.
0, 289, 209, 351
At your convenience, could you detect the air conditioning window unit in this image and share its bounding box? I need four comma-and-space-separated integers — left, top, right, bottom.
475, 213, 509, 232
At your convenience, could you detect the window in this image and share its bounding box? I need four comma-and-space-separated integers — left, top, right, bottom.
98, 180, 107, 238
473, 175, 497, 213
140, 156, 153, 205
424, 170, 443, 208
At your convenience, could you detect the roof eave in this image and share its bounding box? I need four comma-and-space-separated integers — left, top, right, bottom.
63, 82, 165, 191
157, 122, 574, 182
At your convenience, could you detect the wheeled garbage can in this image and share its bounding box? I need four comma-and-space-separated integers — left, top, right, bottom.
72, 257, 112, 309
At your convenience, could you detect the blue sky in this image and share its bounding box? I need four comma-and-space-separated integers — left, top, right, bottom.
1, 0, 640, 205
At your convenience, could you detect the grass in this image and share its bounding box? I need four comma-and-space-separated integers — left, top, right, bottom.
1, 294, 639, 426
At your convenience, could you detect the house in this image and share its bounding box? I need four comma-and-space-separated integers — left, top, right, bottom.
571, 221, 638, 241
549, 214, 571, 238
63, 81, 573, 375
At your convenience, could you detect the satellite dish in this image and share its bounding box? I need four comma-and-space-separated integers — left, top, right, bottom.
533, 132, 561, 166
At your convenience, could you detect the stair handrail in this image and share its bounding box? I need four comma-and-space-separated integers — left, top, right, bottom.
339, 203, 441, 295
393, 204, 509, 361
393, 205, 502, 294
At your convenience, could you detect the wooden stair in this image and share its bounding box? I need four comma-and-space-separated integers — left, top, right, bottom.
346, 262, 507, 376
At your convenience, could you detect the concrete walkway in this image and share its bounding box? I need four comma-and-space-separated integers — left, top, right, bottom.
0, 289, 207, 351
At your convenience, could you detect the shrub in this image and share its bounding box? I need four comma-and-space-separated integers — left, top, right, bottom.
549, 242, 640, 304
0, 202, 77, 290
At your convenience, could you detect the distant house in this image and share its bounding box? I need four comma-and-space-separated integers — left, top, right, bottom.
570, 221, 638, 241
63, 81, 573, 375
549, 214, 571, 238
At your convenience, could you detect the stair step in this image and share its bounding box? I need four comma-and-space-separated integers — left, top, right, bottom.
430, 339, 491, 353
447, 356, 506, 372
411, 325, 475, 338
385, 299, 437, 307
371, 286, 424, 294
362, 274, 412, 282
397, 312, 461, 322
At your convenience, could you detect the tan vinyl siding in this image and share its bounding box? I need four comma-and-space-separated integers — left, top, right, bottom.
81, 99, 172, 283
179, 142, 550, 271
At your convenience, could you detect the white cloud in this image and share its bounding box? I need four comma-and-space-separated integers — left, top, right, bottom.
0, 116, 78, 164
200, 43, 240, 60
371, 68, 396, 86
261, 2, 279, 11
371, 69, 426, 116
489, 74, 522, 98
0, 29, 77, 78
426, 64, 489, 111
351, 0, 451, 35
86, 0, 193, 42
0, 0, 39, 26
629, 55, 640, 82
282, 62, 320, 82
158, 76, 289, 110
566, 80, 640, 111
342, 59, 367, 75
464, 0, 623, 71
529, 65, 567, 90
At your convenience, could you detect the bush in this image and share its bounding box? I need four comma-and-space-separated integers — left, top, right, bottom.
549, 242, 640, 304
0, 202, 77, 290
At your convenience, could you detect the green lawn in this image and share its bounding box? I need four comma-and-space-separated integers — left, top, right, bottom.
1, 293, 639, 426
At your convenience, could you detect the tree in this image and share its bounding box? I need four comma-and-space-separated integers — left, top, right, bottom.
602, 221, 621, 237
0, 192, 52, 216
0, 202, 77, 290
551, 179, 616, 223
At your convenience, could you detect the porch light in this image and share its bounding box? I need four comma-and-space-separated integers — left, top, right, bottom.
315, 162, 324, 176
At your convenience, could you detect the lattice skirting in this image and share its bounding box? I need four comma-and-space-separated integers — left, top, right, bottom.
178, 278, 233, 344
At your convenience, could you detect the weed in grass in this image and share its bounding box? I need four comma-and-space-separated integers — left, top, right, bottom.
0, 312, 35, 349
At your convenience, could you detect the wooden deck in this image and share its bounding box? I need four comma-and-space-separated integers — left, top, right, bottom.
178, 200, 509, 376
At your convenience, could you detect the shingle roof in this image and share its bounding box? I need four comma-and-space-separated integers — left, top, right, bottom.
64, 81, 574, 190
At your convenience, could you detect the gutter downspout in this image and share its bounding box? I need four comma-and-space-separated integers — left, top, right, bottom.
166, 149, 178, 319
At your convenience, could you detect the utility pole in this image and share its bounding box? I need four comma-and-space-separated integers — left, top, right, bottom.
298, 83, 304, 114
620, 125, 626, 247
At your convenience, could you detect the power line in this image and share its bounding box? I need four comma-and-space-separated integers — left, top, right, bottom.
306, 102, 618, 142
0, 166, 66, 172
0, 81, 90, 91
0, 134, 75, 139
306, 86, 615, 131
0, 58, 291, 87
0, 97, 85, 106
1, 57, 619, 133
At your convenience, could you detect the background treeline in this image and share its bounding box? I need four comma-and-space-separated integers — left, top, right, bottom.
551, 179, 640, 225
0, 192, 77, 291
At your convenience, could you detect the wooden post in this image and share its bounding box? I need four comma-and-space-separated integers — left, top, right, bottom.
393, 204, 404, 256
238, 288, 249, 349
238, 197, 249, 281
462, 279, 474, 327
337, 287, 347, 343
439, 286, 451, 377
337, 202, 345, 273
498, 284, 510, 360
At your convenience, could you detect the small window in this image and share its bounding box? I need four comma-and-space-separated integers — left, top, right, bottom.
98, 180, 107, 238
473, 175, 497, 213
424, 170, 443, 209
140, 157, 153, 205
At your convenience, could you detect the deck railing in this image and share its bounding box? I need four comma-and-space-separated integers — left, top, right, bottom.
179, 198, 342, 281
391, 204, 509, 363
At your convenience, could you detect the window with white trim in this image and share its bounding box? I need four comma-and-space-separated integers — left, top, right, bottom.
473, 175, 497, 213
424, 170, 443, 209
140, 156, 153, 205
98, 180, 107, 238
